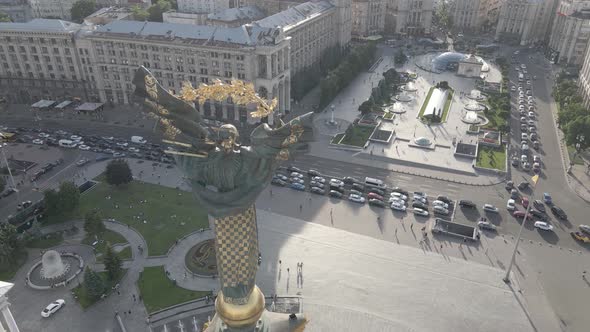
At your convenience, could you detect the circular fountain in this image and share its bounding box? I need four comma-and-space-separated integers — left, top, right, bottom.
467, 89, 486, 101
395, 91, 414, 102
401, 82, 417, 92
390, 102, 406, 114
40, 250, 70, 280
461, 110, 489, 125
464, 100, 485, 112
27, 249, 84, 290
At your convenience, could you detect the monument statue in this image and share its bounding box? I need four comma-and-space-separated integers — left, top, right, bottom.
133, 66, 312, 331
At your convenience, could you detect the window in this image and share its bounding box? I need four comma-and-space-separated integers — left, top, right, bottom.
47, 65, 53, 71
53, 47, 59, 55
200, 68, 208, 75
224, 71, 232, 78
223, 62, 231, 69
8, 46, 14, 52
237, 73, 245, 79
142, 53, 148, 59
31, 46, 37, 53
211, 52, 218, 58
223, 53, 231, 59
58, 65, 64, 71
56, 57, 62, 63
65, 48, 71, 55
69, 66, 75, 72
19, 46, 25, 53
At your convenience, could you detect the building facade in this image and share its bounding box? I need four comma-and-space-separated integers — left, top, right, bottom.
162, 11, 209, 25
0, 19, 89, 104
548, 0, 590, 66
254, 0, 339, 75
385, 0, 434, 36
451, 0, 503, 32
206, 6, 265, 27
495, 0, 559, 45
29, 0, 78, 20
579, 39, 590, 107
0, 0, 32, 22
177, 0, 240, 14
352, 0, 385, 37
80, 20, 291, 124
0, 281, 19, 332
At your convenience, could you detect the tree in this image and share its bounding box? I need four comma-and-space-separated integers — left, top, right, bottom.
70, 0, 96, 23
565, 116, 590, 151
148, 0, 172, 22
83, 267, 105, 299
84, 209, 105, 236
105, 159, 133, 186
394, 50, 407, 65
358, 100, 374, 115
103, 244, 122, 281
0, 223, 20, 266
58, 182, 80, 213
131, 4, 149, 21
43, 188, 61, 216
0, 11, 11, 22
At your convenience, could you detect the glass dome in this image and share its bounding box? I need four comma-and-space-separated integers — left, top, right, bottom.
414, 137, 432, 146
432, 52, 468, 71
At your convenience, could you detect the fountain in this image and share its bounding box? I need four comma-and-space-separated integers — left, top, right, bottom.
464, 100, 485, 112
395, 91, 413, 102
401, 82, 417, 92
467, 89, 486, 101
40, 250, 70, 280
390, 102, 405, 114
461, 110, 489, 125
27, 250, 84, 290
326, 104, 338, 127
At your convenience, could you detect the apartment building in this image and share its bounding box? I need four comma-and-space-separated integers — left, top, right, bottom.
385, 0, 434, 36
352, 0, 385, 37
451, 0, 503, 32
29, 0, 78, 20
177, 0, 240, 13
495, 0, 559, 45
79, 20, 291, 124
0, 19, 89, 104
253, 0, 340, 75
548, 0, 590, 66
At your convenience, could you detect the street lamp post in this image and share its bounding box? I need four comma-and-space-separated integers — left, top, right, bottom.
503, 198, 532, 283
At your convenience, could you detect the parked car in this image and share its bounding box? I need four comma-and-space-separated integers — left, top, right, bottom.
534, 221, 553, 231
329, 190, 343, 199
507, 199, 516, 211
290, 177, 304, 185
290, 172, 304, 179
312, 176, 326, 184
367, 192, 384, 201
369, 188, 385, 197
271, 178, 287, 186
511, 189, 519, 199
433, 205, 449, 215
543, 192, 552, 204
521, 197, 529, 208
32, 139, 44, 145
349, 189, 363, 197
551, 205, 567, 220
329, 179, 345, 188
436, 195, 452, 204
349, 193, 365, 204
351, 183, 364, 192
343, 176, 361, 184
483, 204, 499, 213
412, 201, 428, 210
368, 199, 386, 208
530, 209, 546, 220
289, 183, 305, 191
579, 224, 590, 235
391, 202, 406, 211
513, 211, 533, 220
459, 200, 476, 208
274, 174, 288, 182
571, 231, 590, 243
412, 196, 427, 204
309, 181, 325, 189
390, 192, 408, 201
432, 200, 449, 209
287, 165, 302, 173
310, 187, 325, 195
392, 187, 410, 196
413, 208, 429, 217
41, 299, 65, 318
533, 200, 545, 212
307, 169, 321, 177
477, 218, 497, 231
517, 182, 529, 190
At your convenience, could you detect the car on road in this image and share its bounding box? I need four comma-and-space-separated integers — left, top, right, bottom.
78, 144, 90, 151
533, 200, 545, 212
32, 139, 44, 145
330, 179, 345, 188
505, 181, 514, 190
534, 221, 553, 231
432, 200, 449, 209
413, 208, 428, 217
483, 204, 499, 213
571, 232, 590, 243
511, 157, 520, 167
329, 190, 343, 199
76, 158, 89, 167
521, 197, 529, 208
343, 176, 361, 184
367, 192, 384, 201
551, 205, 567, 220
412, 201, 428, 210
274, 174, 288, 182
477, 218, 497, 231
433, 205, 449, 215
543, 193, 552, 204
507, 199, 516, 211
459, 200, 476, 209
349, 193, 365, 204
580, 225, 590, 235
391, 201, 406, 211
289, 183, 305, 191
310, 187, 325, 195
287, 165, 302, 173
368, 199, 386, 208
513, 211, 533, 220
309, 181, 325, 189
517, 182, 529, 190
290, 172, 304, 179
390, 192, 408, 201
521, 133, 528, 140
307, 169, 321, 177
311, 176, 325, 183
271, 178, 287, 186
41, 299, 65, 318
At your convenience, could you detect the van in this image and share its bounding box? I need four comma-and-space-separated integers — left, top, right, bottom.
131, 136, 147, 144
58, 139, 77, 148
365, 177, 387, 190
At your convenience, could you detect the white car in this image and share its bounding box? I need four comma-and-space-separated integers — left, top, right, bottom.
579, 224, 590, 234
413, 208, 429, 217
389, 192, 407, 201
521, 133, 528, 140
483, 204, 499, 213
528, 111, 535, 118
78, 144, 90, 151
38, 132, 50, 138
290, 177, 304, 185
412, 196, 427, 204
390, 202, 406, 211
527, 120, 535, 126
507, 199, 516, 211
32, 139, 44, 145
290, 172, 304, 179
349, 194, 365, 204
511, 86, 516, 91
116, 142, 129, 147
432, 200, 449, 209
533, 155, 541, 163
70, 135, 82, 141
522, 144, 529, 151
389, 197, 406, 205
526, 80, 531, 85
128, 147, 140, 153
330, 179, 345, 188
101, 136, 114, 141
309, 181, 324, 189
477, 219, 497, 231
534, 221, 553, 231
41, 299, 65, 318
312, 176, 325, 184
433, 205, 449, 215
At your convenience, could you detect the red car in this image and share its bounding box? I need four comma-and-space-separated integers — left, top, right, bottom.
367, 192, 384, 201
513, 211, 533, 220
521, 197, 529, 208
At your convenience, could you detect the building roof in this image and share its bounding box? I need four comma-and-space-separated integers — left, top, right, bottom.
253, 0, 334, 32
0, 281, 14, 298
0, 19, 81, 33
208, 6, 265, 22
93, 20, 282, 47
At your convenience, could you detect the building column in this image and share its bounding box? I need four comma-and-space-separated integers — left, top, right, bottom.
278, 81, 284, 113
0, 304, 19, 332
267, 55, 272, 80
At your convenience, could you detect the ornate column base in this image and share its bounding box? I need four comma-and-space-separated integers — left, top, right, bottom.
206, 310, 307, 332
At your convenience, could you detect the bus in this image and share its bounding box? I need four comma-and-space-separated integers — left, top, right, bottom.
365, 177, 387, 190
58, 139, 77, 148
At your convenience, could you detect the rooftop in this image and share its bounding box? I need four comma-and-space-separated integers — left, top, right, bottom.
207, 6, 265, 22
92, 20, 283, 47
253, 0, 334, 32
0, 19, 81, 33
0, 281, 13, 298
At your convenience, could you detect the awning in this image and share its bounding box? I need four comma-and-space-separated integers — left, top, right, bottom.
54, 100, 72, 109
75, 102, 104, 112
31, 100, 55, 109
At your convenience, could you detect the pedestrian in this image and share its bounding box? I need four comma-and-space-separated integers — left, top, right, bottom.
299, 204, 302, 211
287, 268, 290, 274
410, 223, 413, 230
270, 189, 273, 196
115, 310, 119, 317
440, 244, 443, 250
330, 208, 333, 215
279, 260, 282, 266
129, 310, 132, 315
395, 228, 398, 235
133, 294, 136, 302
117, 290, 120, 296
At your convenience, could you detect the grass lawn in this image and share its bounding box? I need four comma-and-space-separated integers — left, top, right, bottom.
418, 87, 435, 118
138, 266, 211, 313
73, 270, 125, 309
117, 246, 132, 260
476, 146, 507, 171
340, 125, 375, 147
441, 90, 454, 122
26, 232, 64, 249
482, 109, 507, 130
0, 251, 27, 281
46, 180, 209, 256
331, 133, 344, 144
82, 229, 129, 262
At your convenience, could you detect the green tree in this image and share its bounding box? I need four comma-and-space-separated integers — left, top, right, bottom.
58, 182, 80, 213
83, 267, 105, 299
148, 0, 172, 22
131, 4, 149, 21
43, 188, 61, 216
565, 116, 590, 151
358, 100, 374, 115
103, 244, 122, 281
394, 50, 407, 65
0, 223, 20, 266
105, 159, 133, 186
70, 0, 96, 23
0, 11, 12, 22
84, 209, 105, 236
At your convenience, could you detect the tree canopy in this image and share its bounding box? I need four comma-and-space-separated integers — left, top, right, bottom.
0, 11, 12, 22
0, 223, 19, 266
148, 0, 172, 22
70, 0, 96, 23
103, 244, 122, 281
105, 159, 133, 186
553, 76, 590, 151
84, 209, 105, 236
43, 182, 80, 216
131, 5, 149, 21
83, 267, 105, 299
